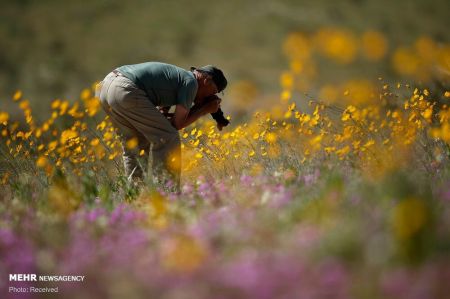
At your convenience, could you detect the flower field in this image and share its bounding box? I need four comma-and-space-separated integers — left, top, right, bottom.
1, 29, 450, 299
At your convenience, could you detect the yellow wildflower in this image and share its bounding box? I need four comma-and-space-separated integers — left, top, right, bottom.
0, 112, 9, 125
36, 156, 48, 168
265, 132, 277, 144
13, 90, 22, 101
60, 129, 78, 144
126, 137, 138, 149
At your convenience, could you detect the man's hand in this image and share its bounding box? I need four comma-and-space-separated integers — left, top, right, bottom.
158, 106, 174, 119
202, 96, 222, 114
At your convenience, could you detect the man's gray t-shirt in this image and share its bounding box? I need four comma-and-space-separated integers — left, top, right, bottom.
117, 62, 198, 109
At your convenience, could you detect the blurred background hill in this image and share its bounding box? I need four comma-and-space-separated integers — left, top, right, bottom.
1, 0, 449, 113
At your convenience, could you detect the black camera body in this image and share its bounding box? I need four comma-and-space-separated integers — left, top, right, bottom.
211, 108, 229, 129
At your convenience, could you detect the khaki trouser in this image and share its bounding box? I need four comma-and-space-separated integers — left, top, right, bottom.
96, 71, 181, 190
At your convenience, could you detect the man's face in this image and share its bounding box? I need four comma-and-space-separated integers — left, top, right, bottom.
195, 73, 218, 103
204, 79, 218, 97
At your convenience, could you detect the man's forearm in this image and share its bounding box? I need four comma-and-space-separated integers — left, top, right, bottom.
177, 104, 209, 129
170, 99, 219, 130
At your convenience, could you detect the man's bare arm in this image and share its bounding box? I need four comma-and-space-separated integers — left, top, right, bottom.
171, 99, 221, 130
171, 105, 189, 130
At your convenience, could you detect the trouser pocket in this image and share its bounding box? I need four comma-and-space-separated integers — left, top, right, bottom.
110, 77, 147, 110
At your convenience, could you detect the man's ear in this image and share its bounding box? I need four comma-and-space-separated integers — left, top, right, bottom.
202, 76, 211, 86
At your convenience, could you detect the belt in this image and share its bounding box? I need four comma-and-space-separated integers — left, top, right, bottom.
112, 69, 124, 76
